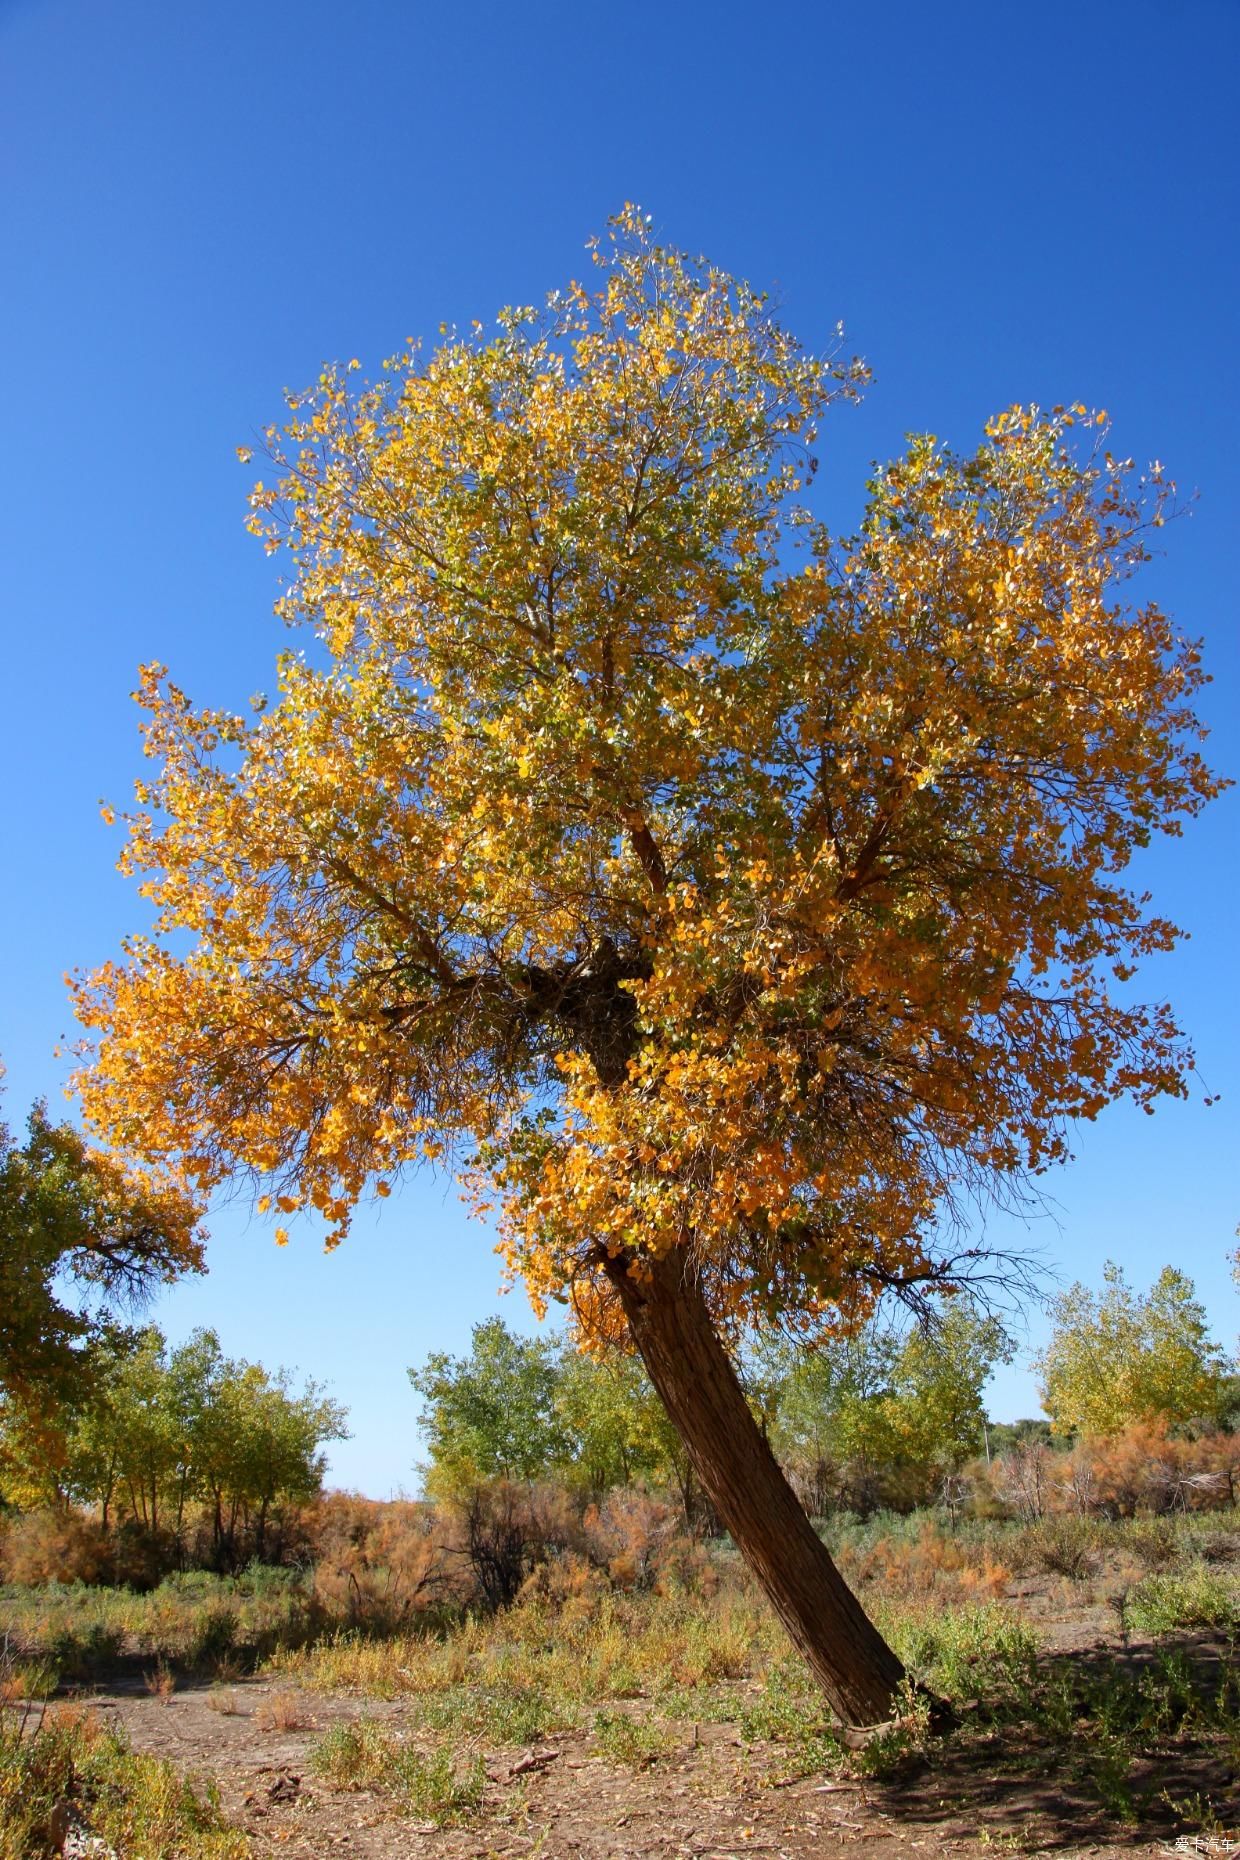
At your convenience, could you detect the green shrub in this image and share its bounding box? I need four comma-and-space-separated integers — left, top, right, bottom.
739, 1662, 816, 1743
188, 1606, 238, 1667
310, 1716, 393, 1789
311, 1718, 485, 1824
1011, 1517, 1100, 1579
0, 1705, 248, 1858
393, 1744, 486, 1823
1127, 1566, 1239, 1637
45, 1622, 126, 1683
419, 1682, 560, 1742
883, 1602, 1041, 1704
591, 1709, 673, 1768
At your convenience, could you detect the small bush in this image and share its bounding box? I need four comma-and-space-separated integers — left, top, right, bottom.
0, 1703, 248, 1857
1124, 1519, 1179, 1571
46, 1621, 126, 1683
310, 1716, 393, 1788
394, 1743, 486, 1824
1127, 1566, 1239, 1637
144, 1657, 176, 1701
444, 1481, 581, 1612
591, 1708, 673, 1768
884, 1602, 1041, 1705
517, 1550, 608, 1610
188, 1604, 238, 1667
311, 1718, 484, 1825
582, 1490, 675, 1589
311, 1500, 453, 1633
254, 1689, 313, 1731
1010, 1517, 1100, 1580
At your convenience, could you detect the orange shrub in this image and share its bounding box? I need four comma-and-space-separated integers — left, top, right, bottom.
838, 1522, 1009, 1601
0, 1509, 112, 1585
310, 1496, 455, 1630
582, 1489, 675, 1589
517, 1549, 608, 1608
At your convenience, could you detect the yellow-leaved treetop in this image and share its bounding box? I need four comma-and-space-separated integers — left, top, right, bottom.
72, 211, 1221, 1724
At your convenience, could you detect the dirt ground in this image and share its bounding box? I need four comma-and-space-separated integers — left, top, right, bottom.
82, 1590, 1233, 1860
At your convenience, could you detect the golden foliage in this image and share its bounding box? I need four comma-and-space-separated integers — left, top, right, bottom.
72, 209, 1221, 1337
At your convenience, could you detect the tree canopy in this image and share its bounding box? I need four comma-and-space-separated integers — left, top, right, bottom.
409, 1316, 680, 1500
71, 210, 1219, 1348
1036, 1263, 1229, 1437
410, 1318, 567, 1490
0, 1322, 347, 1563
753, 1300, 1011, 1513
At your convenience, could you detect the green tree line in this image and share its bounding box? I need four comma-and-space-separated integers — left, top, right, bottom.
0, 1325, 346, 1568
411, 1302, 1014, 1519
412, 1268, 1237, 1524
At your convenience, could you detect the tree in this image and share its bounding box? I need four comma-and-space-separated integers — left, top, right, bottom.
0, 1321, 347, 1567
71, 212, 1220, 1722
409, 1318, 566, 1492
0, 1084, 203, 1413
886, 1303, 1013, 1485
754, 1323, 902, 1516
1036, 1263, 1229, 1437
410, 1318, 685, 1502
755, 1301, 1010, 1514
551, 1337, 682, 1499
165, 1330, 346, 1564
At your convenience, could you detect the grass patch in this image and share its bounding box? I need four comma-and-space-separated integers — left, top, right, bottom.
0, 1568, 320, 1678
418, 1681, 566, 1741
591, 1708, 675, 1768
739, 1660, 844, 1777
270, 1588, 781, 1724
0, 1703, 248, 1858
310, 1718, 485, 1825
883, 1600, 1042, 1704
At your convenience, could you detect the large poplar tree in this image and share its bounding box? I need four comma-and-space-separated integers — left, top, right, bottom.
72, 211, 1220, 1724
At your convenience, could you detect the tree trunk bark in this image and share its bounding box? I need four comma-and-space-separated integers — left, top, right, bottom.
602, 1246, 908, 1728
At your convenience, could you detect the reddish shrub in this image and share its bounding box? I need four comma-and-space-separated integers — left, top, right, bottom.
582, 1489, 675, 1589
0, 1509, 112, 1585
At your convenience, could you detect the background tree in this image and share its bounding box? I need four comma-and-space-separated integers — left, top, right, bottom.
550, 1339, 681, 1500
409, 1318, 566, 1493
410, 1318, 691, 1510
169, 1332, 346, 1565
0, 1322, 346, 1569
756, 1300, 1009, 1515
1036, 1263, 1229, 1438
754, 1323, 902, 1517
886, 1303, 1013, 1488
0, 1078, 203, 1413
71, 213, 1221, 1722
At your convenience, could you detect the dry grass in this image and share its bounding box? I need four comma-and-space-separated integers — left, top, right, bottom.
254, 1688, 315, 1732
269, 1582, 771, 1724
144, 1658, 176, 1702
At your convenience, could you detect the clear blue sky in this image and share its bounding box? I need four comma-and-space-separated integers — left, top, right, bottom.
1, 0, 1236, 1493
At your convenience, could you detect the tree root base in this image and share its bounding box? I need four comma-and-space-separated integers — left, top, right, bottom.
838, 1688, 958, 1748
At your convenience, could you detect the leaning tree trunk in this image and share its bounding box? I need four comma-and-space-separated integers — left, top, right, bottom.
602, 1245, 907, 1728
